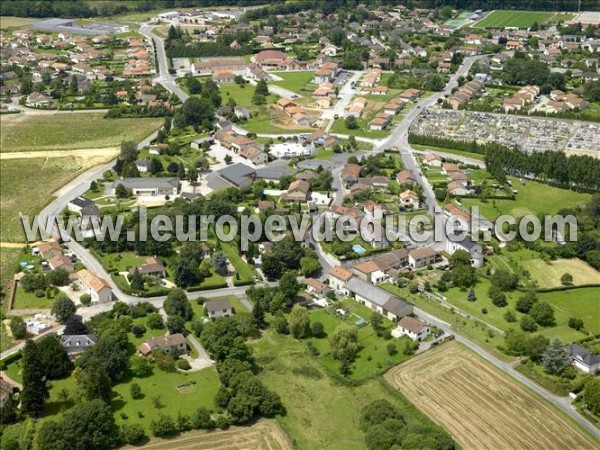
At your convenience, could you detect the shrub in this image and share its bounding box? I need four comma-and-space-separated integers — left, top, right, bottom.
35, 289, 45, 298
176, 359, 191, 371
481, 308, 488, 314
120, 423, 146, 445
311, 321, 324, 338
386, 342, 397, 356
568, 317, 584, 331
132, 325, 146, 337
130, 383, 142, 399
79, 294, 92, 306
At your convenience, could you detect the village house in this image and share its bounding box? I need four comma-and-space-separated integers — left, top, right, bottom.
351, 261, 388, 284
328, 266, 354, 294
67, 196, 99, 217
396, 170, 418, 186
369, 112, 392, 130
341, 163, 362, 187
60, 334, 98, 356
408, 246, 438, 269
36, 242, 63, 260
0, 377, 17, 408
567, 344, 600, 374
138, 333, 188, 356
422, 152, 442, 167
282, 179, 311, 203
392, 316, 430, 341
205, 298, 233, 319
306, 278, 329, 297
344, 277, 413, 321
111, 177, 180, 197
76, 269, 112, 304
48, 254, 74, 272
400, 189, 420, 209
448, 180, 469, 196
129, 256, 166, 278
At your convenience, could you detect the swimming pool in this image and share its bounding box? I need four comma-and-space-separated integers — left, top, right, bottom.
352, 244, 366, 254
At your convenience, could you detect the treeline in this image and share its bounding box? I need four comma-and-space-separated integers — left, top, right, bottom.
408, 133, 600, 190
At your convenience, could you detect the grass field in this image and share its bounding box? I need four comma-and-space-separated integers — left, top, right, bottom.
220, 241, 258, 283
1, 113, 162, 152
219, 82, 278, 108
253, 329, 449, 450
0, 16, 36, 28
461, 176, 591, 220
475, 10, 554, 29
12, 285, 55, 310
271, 71, 317, 94
385, 341, 598, 450
128, 419, 292, 450
520, 258, 600, 288
1, 247, 22, 290
538, 287, 600, 337
0, 157, 92, 242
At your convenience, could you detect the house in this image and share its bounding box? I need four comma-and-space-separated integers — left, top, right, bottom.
129, 256, 166, 278
67, 196, 99, 217
48, 254, 74, 272
422, 152, 442, 167
135, 158, 150, 173
37, 242, 63, 260
445, 234, 484, 268
0, 377, 17, 407
398, 88, 422, 102
341, 164, 361, 187
76, 269, 112, 304
60, 334, 98, 355
205, 298, 233, 319
306, 278, 329, 297
25, 318, 51, 335
392, 316, 430, 341
328, 266, 354, 294
351, 261, 387, 284
138, 334, 188, 356
344, 277, 413, 321
400, 189, 419, 209
408, 247, 438, 268
111, 177, 180, 196
567, 344, 600, 374
396, 170, 417, 186
257, 200, 275, 213
234, 106, 250, 119
253, 49, 286, 67
26, 91, 51, 107
369, 112, 391, 131
282, 179, 310, 203
448, 181, 469, 196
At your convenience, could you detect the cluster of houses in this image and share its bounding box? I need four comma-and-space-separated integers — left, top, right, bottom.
215, 129, 267, 165
503, 85, 540, 112
547, 89, 589, 113
276, 98, 313, 127
448, 79, 484, 110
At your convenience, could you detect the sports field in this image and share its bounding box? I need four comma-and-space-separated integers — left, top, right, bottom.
475, 10, 554, 28
385, 342, 598, 450
129, 420, 292, 450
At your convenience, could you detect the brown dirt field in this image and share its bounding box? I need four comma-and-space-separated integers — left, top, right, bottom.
127, 419, 293, 450
384, 341, 598, 450
0, 148, 119, 166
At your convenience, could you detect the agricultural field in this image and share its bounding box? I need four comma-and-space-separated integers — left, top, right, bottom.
0, 113, 162, 152
0, 157, 93, 242
130, 419, 293, 450
385, 341, 598, 450
475, 10, 554, 29
461, 176, 591, 220
0, 246, 22, 291
520, 257, 600, 288
0, 16, 36, 29
253, 329, 447, 450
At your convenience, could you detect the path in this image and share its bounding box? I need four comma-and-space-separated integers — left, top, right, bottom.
0, 147, 119, 161
183, 334, 214, 371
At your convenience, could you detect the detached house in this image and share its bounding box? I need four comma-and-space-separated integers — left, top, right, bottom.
205, 298, 233, 319
282, 179, 310, 203
76, 269, 112, 304
392, 316, 430, 341
328, 266, 354, 294
567, 344, 600, 374
138, 334, 188, 356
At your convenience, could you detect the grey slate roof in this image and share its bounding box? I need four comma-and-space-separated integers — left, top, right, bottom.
112, 177, 179, 189
345, 277, 412, 315
205, 298, 233, 313
568, 344, 600, 366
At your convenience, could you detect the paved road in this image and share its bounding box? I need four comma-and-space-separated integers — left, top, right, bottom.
324, 70, 364, 131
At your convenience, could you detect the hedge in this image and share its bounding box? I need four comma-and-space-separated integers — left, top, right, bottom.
233, 279, 255, 287
0, 351, 22, 369
186, 282, 228, 292
517, 283, 600, 294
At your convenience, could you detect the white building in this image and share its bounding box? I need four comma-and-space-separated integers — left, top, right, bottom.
567, 344, 600, 374
328, 266, 354, 294
270, 142, 314, 159
76, 269, 112, 304
392, 316, 430, 341
205, 298, 233, 319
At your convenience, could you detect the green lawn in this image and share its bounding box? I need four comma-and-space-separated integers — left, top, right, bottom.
520, 258, 600, 288
1, 247, 22, 291
220, 241, 257, 283
537, 288, 600, 336
252, 328, 449, 450
1, 114, 163, 152
461, 176, 591, 220
475, 10, 554, 28
0, 16, 36, 28
330, 117, 392, 139
219, 82, 278, 108
101, 252, 147, 272
270, 71, 317, 94
12, 285, 56, 309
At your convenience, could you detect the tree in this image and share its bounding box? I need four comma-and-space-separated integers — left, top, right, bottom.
524, 335, 549, 362
542, 338, 571, 375
584, 378, 600, 415
211, 252, 228, 276
79, 293, 92, 306
530, 302, 555, 326
130, 355, 152, 377
166, 315, 186, 334
568, 317, 584, 331
47, 268, 69, 286
130, 268, 144, 290
77, 358, 112, 402
360, 399, 405, 431
37, 336, 72, 379
77, 333, 129, 382
192, 407, 215, 429
186, 76, 202, 94
288, 304, 310, 339
520, 315, 538, 332
51, 293, 76, 323
21, 340, 49, 417
252, 92, 266, 105
344, 115, 359, 129
163, 288, 193, 320
423, 74, 445, 91
130, 382, 142, 399
148, 157, 163, 175
503, 309, 516, 323
150, 414, 177, 437
171, 255, 202, 288
488, 285, 507, 307
120, 423, 147, 445
119, 140, 138, 162
115, 183, 129, 198
279, 272, 300, 304
147, 312, 164, 329
467, 286, 476, 302
255, 79, 269, 96
560, 272, 573, 286
370, 312, 386, 337
516, 291, 537, 313
311, 321, 324, 338
273, 312, 289, 334
63, 315, 88, 335
330, 324, 359, 366
491, 269, 518, 291
451, 264, 476, 288
9, 316, 27, 339
300, 256, 321, 277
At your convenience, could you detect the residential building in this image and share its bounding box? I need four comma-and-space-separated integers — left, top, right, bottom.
306, 278, 329, 297
138, 334, 188, 356
567, 344, 600, 374
110, 177, 180, 196
392, 316, 430, 341
408, 246, 438, 268
48, 254, 74, 272
205, 298, 233, 319
129, 256, 166, 278
328, 266, 354, 294
76, 269, 112, 304
60, 334, 98, 355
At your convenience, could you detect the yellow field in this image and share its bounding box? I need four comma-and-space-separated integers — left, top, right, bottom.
385, 341, 598, 450
126, 420, 293, 450
0, 16, 35, 29
520, 258, 600, 288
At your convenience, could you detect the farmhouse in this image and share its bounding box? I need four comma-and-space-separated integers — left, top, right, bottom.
567, 344, 600, 374
111, 178, 180, 197
205, 298, 233, 319
392, 316, 430, 341
67, 196, 100, 216
76, 269, 112, 304
138, 333, 188, 356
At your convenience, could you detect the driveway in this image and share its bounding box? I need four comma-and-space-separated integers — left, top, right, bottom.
182, 334, 214, 371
